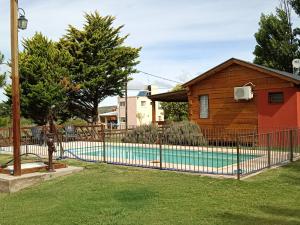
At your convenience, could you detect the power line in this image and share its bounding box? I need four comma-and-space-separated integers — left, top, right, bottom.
138, 70, 182, 84
127, 88, 170, 91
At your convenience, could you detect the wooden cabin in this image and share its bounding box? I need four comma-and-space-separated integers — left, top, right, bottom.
149, 58, 300, 136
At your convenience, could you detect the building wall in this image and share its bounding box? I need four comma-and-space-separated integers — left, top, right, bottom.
118, 96, 164, 127
136, 97, 164, 125
188, 64, 294, 131
118, 97, 137, 126
257, 87, 298, 133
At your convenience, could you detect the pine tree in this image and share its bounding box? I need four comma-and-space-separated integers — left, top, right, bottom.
60, 12, 141, 123
5, 33, 74, 125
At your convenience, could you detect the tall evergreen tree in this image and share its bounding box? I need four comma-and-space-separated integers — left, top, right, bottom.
253, 0, 299, 72
60, 12, 141, 123
5, 33, 74, 125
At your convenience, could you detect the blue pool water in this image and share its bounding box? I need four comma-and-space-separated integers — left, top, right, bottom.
68, 145, 259, 168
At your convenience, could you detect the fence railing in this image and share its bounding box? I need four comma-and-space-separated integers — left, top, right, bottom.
0, 125, 299, 179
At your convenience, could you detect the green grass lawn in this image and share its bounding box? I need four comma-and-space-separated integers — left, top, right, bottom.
0, 154, 300, 225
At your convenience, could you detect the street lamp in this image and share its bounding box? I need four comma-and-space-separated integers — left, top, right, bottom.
18, 8, 28, 30
10, 0, 28, 176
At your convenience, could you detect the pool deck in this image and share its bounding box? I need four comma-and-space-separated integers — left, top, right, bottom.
0, 165, 83, 193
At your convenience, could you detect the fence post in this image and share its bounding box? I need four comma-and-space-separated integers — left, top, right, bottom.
59, 132, 64, 160
267, 133, 271, 168
103, 129, 106, 163
25, 135, 28, 156
159, 135, 162, 170
289, 129, 294, 162
9, 127, 12, 145
236, 138, 240, 180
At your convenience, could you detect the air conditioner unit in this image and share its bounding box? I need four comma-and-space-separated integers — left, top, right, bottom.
234, 86, 253, 101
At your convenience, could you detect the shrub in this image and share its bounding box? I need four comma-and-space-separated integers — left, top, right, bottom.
161, 121, 206, 146
122, 121, 207, 146
122, 124, 159, 144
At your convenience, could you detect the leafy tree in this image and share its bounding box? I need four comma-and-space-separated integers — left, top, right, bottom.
6, 33, 74, 125
0, 52, 7, 87
253, 0, 300, 72
60, 12, 141, 123
160, 85, 188, 122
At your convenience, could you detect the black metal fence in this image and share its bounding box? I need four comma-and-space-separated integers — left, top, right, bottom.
0, 125, 299, 179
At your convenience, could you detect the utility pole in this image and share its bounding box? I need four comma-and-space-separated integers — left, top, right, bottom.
11, 0, 21, 176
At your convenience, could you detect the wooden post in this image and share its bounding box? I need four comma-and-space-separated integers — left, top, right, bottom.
11, 0, 21, 176
152, 101, 156, 125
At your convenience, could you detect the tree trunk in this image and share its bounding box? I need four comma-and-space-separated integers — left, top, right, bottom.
92, 103, 99, 124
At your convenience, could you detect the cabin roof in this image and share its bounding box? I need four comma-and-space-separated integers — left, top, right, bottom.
183, 58, 300, 87
148, 90, 188, 102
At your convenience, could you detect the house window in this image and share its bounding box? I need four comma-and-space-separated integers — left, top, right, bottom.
120, 101, 125, 107
120, 117, 126, 122
268, 92, 284, 104
141, 101, 146, 106
199, 95, 209, 118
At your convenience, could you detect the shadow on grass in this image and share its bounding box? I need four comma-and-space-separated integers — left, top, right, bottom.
218, 205, 300, 225
113, 187, 158, 209
219, 213, 300, 225
260, 206, 300, 220
282, 160, 300, 172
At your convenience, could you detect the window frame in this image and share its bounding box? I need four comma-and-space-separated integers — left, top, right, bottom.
199, 94, 209, 119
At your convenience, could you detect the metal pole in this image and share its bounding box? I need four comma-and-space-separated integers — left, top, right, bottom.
125, 76, 128, 131
11, 0, 21, 176
289, 129, 294, 162
103, 130, 106, 163
159, 136, 162, 170
267, 133, 271, 168
236, 139, 240, 180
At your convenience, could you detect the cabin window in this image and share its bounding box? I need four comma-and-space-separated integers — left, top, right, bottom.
199, 95, 209, 118
120, 101, 125, 107
268, 92, 284, 104
141, 101, 146, 106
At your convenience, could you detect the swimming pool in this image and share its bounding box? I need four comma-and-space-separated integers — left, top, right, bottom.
67, 144, 259, 168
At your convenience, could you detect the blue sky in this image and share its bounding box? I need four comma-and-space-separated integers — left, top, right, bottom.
0, 0, 286, 105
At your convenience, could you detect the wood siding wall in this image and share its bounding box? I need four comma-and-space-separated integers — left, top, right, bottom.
187, 64, 294, 131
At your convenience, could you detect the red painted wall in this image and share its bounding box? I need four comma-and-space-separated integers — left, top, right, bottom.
257, 87, 299, 133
